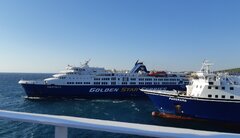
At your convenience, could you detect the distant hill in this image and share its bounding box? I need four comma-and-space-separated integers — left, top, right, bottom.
218, 68, 240, 74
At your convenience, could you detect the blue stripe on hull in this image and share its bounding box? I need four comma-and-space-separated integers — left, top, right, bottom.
146, 93, 240, 123
21, 84, 186, 98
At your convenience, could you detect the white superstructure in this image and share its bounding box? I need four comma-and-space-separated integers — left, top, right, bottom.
186, 60, 240, 100
20, 60, 188, 86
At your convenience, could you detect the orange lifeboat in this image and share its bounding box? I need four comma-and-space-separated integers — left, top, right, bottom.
148, 71, 167, 77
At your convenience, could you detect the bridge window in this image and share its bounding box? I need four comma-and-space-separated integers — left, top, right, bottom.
230, 96, 234, 99
208, 94, 212, 98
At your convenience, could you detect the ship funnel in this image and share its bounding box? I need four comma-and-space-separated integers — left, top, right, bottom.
130, 60, 149, 74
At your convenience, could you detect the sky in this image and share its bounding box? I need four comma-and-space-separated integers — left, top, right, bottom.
0, 0, 240, 73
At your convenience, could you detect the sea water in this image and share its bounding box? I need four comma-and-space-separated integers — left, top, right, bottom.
0, 73, 239, 138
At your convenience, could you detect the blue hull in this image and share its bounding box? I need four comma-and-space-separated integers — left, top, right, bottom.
21, 84, 186, 98
146, 92, 240, 123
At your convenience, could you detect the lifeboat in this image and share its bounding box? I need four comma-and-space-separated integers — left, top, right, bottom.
148, 71, 167, 77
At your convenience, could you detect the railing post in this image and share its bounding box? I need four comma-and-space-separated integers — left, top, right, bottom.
55, 126, 68, 138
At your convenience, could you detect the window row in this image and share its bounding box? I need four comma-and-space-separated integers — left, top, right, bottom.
67, 82, 90, 85
208, 86, 234, 90
208, 94, 234, 99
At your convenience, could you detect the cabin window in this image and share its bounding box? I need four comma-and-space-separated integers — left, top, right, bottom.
130, 78, 136, 81
209, 82, 214, 85
230, 96, 234, 99
139, 78, 144, 81
215, 95, 218, 98
130, 82, 136, 85
215, 86, 218, 89
102, 78, 110, 80
208, 86, 212, 89
122, 82, 127, 85
139, 82, 144, 85
111, 77, 116, 80
145, 78, 152, 81
221, 95, 225, 98
196, 85, 198, 88
230, 87, 234, 90
84, 82, 90, 84
101, 82, 108, 85
208, 94, 212, 98
222, 87, 225, 90
111, 82, 116, 85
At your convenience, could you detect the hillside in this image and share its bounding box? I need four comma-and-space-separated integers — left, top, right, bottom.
218, 68, 240, 73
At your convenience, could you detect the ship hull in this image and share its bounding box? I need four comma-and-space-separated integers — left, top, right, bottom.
20, 84, 186, 99
145, 91, 240, 123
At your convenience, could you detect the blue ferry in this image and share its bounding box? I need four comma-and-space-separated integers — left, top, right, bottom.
19, 60, 188, 98
142, 60, 240, 123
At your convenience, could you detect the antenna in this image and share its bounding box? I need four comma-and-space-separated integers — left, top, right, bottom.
84, 59, 91, 66
200, 59, 213, 74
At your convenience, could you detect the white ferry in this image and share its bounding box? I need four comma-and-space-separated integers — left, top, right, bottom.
142, 60, 240, 123
19, 60, 188, 98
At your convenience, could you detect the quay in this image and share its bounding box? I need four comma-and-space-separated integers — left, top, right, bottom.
0, 110, 239, 138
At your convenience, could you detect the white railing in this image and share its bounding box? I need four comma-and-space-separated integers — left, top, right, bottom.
0, 110, 239, 138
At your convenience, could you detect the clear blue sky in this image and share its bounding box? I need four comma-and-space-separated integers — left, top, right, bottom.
0, 0, 240, 73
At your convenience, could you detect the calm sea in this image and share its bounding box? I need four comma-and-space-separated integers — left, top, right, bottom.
0, 73, 239, 138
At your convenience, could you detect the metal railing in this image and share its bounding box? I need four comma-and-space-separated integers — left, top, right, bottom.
0, 110, 239, 138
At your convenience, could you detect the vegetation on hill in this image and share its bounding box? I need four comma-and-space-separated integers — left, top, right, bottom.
218, 68, 240, 73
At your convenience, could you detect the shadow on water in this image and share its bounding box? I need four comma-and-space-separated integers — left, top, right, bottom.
151, 116, 240, 134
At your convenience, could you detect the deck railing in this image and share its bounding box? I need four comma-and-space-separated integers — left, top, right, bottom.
0, 110, 239, 138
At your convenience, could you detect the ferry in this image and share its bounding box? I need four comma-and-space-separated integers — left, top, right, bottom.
141, 60, 240, 123
19, 60, 188, 98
